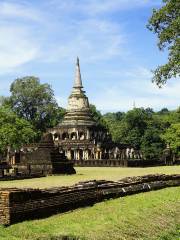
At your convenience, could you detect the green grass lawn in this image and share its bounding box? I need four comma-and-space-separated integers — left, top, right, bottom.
0, 166, 179, 189
0, 166, 179, 240
0, 187, 179, 240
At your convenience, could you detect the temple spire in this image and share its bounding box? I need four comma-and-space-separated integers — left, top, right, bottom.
74, 57, 83, 88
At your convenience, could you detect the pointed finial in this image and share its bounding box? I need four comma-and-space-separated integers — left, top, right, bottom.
74, 57, 83, 88
77, 56, 79, 66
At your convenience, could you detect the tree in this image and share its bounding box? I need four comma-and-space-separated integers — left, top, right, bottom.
158, 108, 169, 115
102, 111, 126, 143
90, 104, 107, 128
124, 108, 151, 132
161, 123, 180, 155
0, 107, 36, 154
147, 0, 180, 86
141, 127, 165, 160
104, 108, 153, 148
103, 112, 125, 121
8, 76, 60, 134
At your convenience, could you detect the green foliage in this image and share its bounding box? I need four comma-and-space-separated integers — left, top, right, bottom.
141, 127, 165, 160
124, 108, 150, 131
1, 74, 179, 160
147, 0, 180, 86
103, 108, 153, 150
0, 96, 7, 106
103, 111, 125, 121
0, 106, 36, 153
50, 107, 66, 127
89, 104, 102, 122
8, 76, 60, 134
89, 104, 107, 128
103, 107, 180, 159
121, 109, 152, 149
102, 112, 125, 143
161, 123, 180, 154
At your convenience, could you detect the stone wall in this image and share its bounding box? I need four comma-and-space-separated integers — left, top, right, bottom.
0, 191, 10, 225
74, 159, 164, 167
0, 174, 179, 225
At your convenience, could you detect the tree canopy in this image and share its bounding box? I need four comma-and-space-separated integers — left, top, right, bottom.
5, 76, 64, 136
161, 123, 180, 155
147, 0, 180, 86
102, 107, 180, 160
0, 106, 36, 154
0, 76, 179, 160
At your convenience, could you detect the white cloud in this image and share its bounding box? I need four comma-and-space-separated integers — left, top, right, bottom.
0, 1, 128, 71
124, 66, 153, 79
43, 18, 126, 63
92, 67, 180, 112
1, 0, 174, 114
83, 0, 160, 15
0, 1, 42, 22
0, 25, 39, 74
49, 0, 160, 15
0, 1, 44, 74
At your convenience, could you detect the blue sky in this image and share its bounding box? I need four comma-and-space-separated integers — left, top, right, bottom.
0, 0, 179, 113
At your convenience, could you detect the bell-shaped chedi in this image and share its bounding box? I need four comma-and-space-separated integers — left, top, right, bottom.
60, 57, 96, 126
48, 58, 112, 162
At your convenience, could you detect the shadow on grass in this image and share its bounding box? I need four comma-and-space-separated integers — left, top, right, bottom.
36, 235, 84, 240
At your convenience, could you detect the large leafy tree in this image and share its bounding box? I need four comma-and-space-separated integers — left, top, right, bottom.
141, 127, 165, 160
103, 111, 126, 143
120, 108, 153, 149
161, 123, 180, 155
90, 104, 107, 128
7, 76, 62, 134
0, 107, 36, 154
147, 0, 180, 86
103, 108, 153, 149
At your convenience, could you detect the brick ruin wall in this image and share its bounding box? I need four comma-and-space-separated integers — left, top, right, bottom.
74, 159, 168, 167
0, 174, 179, 225
74, 158, 180, 167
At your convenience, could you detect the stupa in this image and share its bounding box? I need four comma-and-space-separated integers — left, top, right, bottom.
48, 58, 112, 160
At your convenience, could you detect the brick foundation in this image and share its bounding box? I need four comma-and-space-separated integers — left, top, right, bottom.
0, 174, 179, 225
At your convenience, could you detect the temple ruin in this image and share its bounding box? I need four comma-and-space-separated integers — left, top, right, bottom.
48, 58, 142, 165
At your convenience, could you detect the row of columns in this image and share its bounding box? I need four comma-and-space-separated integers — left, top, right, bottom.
66, 149, 102, 160
52, 131, 107, 141
65, 148, 142, 161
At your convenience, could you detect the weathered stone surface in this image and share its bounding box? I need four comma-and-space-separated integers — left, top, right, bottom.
0, 174, 179, 225
48, 58, 132, 162
6, 133, 76, 178
74, 159, 164, 167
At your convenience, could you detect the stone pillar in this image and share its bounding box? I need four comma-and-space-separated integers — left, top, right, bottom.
86, 150, 89, 160
84, 150, 86, 160
86, 130, 90, 139
13, 155, 15, 165
76, 150, 80, 160
83, 150, 86, 160
67, 150, 71, 160
95, 152, 99, 160
74, 150, 76, 160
